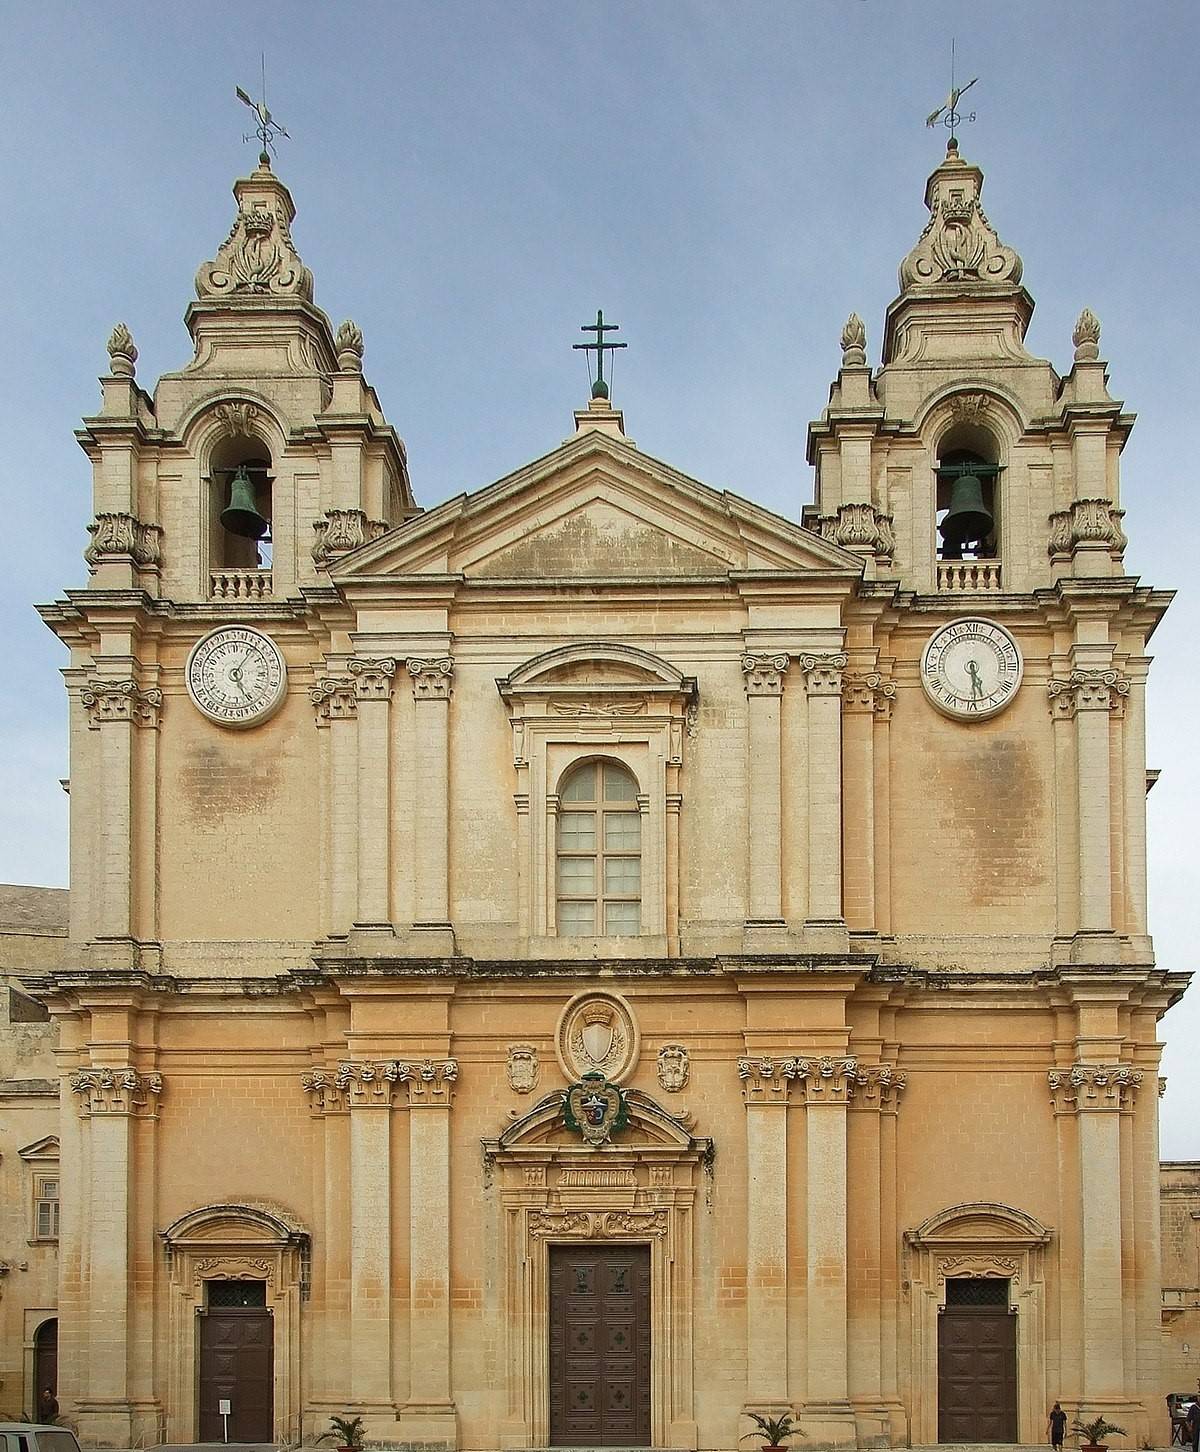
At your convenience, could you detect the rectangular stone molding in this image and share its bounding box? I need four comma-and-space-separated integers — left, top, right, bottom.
741, 654, 789, 927
348, 658, 396, 928
407, 658, 455, 934
800, 654, 848, 924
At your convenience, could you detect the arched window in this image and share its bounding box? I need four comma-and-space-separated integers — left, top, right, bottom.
209, 432, 273, 572
556, 760, 641, 936
936, 426, 1000, 562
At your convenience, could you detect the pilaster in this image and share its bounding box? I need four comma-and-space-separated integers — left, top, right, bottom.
737, 1057, 792, 1407
841, 672, 895, 935
800, 653, 848, 932
741, 653, 788, 942
348, 658, 396, 935
407, 657, 456, 950
311, 676, 359, 937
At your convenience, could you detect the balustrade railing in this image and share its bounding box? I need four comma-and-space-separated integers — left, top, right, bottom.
210, 568, 272, 600
937, 559, 1001, 592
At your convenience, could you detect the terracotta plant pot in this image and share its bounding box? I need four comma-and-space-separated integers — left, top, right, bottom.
1080, 1443, 1107, 1452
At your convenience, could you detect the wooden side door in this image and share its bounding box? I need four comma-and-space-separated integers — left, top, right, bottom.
937, 1283, 1018, 1443
198, 1309, 274, 1442
549, 1244, 651, 1446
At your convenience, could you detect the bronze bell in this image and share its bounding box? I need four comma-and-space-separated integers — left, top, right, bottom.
939, 473, 993, 549
220, 464, 269, 540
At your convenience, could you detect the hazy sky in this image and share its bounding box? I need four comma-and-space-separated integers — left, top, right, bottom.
1, 2, 1196, 1152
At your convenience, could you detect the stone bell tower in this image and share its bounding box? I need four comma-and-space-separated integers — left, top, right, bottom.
76, 152, 415, 609
807, 137, 1130, 596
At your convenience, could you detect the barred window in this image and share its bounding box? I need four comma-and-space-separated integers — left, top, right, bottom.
34, 1175, 59, 1241
556, 761, 642, 936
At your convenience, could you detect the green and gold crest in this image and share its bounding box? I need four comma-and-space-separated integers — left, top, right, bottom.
564, 1071, 628, 1147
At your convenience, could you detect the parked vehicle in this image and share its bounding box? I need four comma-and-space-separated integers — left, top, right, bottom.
0, 1427, 82, 1452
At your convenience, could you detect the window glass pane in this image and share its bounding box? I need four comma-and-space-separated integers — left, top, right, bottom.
37, 1203, 53, 1238
604, 811, 640, 850
605, 900, 641, 935
561, 764, 596, 803
557, 857, 595, 894
558, 811, 596, 850
557, 901, 595, 935
602, 763, 637, 802
41, 1179, 58, 1199
51, 1202, 60, 1237
604, 856, 641, 895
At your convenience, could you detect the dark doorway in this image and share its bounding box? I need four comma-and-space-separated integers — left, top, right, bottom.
549, 1244, 651, 1446
198, 1282, 273, 1442
34, 1318, 58, 1408
937, 1278, 1018, 1443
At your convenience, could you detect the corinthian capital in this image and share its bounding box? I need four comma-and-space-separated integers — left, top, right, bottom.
1048, 1062, 1142, 1114
70, 1066, 163, 1116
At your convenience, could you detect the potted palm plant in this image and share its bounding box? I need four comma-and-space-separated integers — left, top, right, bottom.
316, 1415, 366, 1452
1071, 1414, 1127, 1452
740, 1411, 804, 1451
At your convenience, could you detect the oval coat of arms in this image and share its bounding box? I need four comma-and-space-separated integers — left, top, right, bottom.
555, 991, 640, 1085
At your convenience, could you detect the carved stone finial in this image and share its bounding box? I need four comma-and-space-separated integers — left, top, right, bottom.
107, 323, 137, 378
840, 313, 867, 367
899, 150, 1022, 291
335, 319, 364, 372
1072, 308, 1101, 362
196, 169, 314, 302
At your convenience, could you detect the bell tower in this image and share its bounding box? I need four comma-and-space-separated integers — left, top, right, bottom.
807, 138, 1131, 596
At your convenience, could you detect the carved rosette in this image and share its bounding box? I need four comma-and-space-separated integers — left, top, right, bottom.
407, 657, 455, 701
70, 1067, 163, 1116
326, 1058, 459, 1108
312, 509, 387, 563
799, 651, 849, 697
900, 153, 1023, 290
1046, 499, 1127, 560
195, 182, 314, 300
308, 677, 357, 726
840, 312, 867, 367
822, 503, 896, 559
106, 323, 138, 378
842, 670, 897, 719
528, 1209, 668, 1239
84, 512, 162, 567
81, 679, 163, 729
1046, 668, 1131, 718
1048, 1063, 1142, 1114
741, 652, 789, 697
347, 656, 397, 700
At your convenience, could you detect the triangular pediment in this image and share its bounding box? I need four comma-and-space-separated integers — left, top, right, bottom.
333, 431, 861, 582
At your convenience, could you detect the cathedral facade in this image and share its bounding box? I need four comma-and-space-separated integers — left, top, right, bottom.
2, 139, 1187, 1449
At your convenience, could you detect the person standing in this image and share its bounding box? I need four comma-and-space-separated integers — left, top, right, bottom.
1185, 1396, 1200, 1452
38, 1388, 58, 1423
1048, 1402, 1067, 1451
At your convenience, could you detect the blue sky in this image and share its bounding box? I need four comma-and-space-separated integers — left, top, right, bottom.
2, 1, 1196, 1151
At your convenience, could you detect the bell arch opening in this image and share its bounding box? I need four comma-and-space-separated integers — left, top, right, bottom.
208, 432, 274, 572
935, 424, 1000, 563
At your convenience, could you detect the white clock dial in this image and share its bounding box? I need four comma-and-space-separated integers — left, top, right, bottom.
186, 626, 287, 728
920, 617, 1023, 721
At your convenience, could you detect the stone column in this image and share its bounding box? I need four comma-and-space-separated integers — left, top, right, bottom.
311, 678, 359, 936
800, 654, 848, 927
1047, 670, 1128, 942
1049, 1064, 1142, 1400
402, 1061, 459, 1440
737, 1057, 794, 1407
841, 673, 895, 933
80, 681, 161, 956
68, 1067, 163, 1446
741, 654, 788, 934
339, 1063, 398, 1414
799, 1057, 855, 1423
348, 659, 396, 931
407, 659, 455, 944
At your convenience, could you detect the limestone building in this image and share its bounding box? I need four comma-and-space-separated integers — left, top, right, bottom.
7, 137, 1190, 1448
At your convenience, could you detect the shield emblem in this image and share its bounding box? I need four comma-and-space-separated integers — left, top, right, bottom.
564, 1072, 628, 1147
582, 1017, 615, 1067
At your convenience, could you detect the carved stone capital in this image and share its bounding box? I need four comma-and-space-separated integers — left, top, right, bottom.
842, 670, 897, 717
825, 502, 895, 559
81, 679, 162, 729
1047, 498, 1127, 559
70, 1067, 163, 1116
299, 1068, 348, 1114
738, 1055, 798, 1103
407, 657, 455, 701
741, 652, 789, 697
847, 1062, 908, 1111
312, 509, 387, 563
84, 513, 161, 569
738, 1054, 904, 1109
1048, 1063, 1142, 1114
309, 677, 357, 725
799, 651, 849, 696
793, 1054, 860, 1104
1047, 668, 1130, 717
332, 1058, 459, 1108
347, 657, 397, 700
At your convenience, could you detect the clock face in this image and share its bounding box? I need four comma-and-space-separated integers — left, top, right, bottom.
920, 617, 1023, 721
186, 626, 287, 728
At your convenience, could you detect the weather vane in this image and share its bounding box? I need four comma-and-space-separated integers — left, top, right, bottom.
925, 39, 977, 146
236, 54, 289, 165
574, 310, 627, 401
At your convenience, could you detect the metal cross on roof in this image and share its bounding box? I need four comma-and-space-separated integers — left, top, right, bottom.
236, 54, 290, 166
573, 309, 627, 401
924, 39, 978, 146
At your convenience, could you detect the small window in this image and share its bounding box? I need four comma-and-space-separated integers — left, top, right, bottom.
33, 1174, 59, 1241
556, 761, 642, 936
945, 1276, 1009, 1306
206, 1279, 267, 1308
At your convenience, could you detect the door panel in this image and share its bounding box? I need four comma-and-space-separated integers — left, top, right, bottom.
198, 1310, 274, 1442
937, 1306, 1018, 1442
549, 1245, 651, 1446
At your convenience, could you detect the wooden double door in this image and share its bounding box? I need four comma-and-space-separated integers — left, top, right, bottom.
937, 1281, 1018, 1443
198, 1307, 274, 1442
549, 1244, 651, 1446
